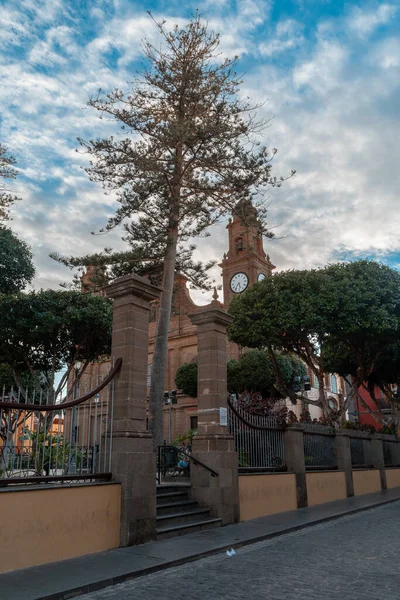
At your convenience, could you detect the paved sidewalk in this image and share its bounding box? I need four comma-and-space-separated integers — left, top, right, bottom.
2, 488, 400, 600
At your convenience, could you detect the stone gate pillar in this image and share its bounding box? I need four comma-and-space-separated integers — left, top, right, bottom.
107, 274, 161, 546
189, 298, 239, 525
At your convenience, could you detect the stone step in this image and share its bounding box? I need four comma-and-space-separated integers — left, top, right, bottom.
156, 517, 222, 540
156, 508, 212, 527
156, 500, 199, 515
156, 483, 191, 495
156, 490, 190, 505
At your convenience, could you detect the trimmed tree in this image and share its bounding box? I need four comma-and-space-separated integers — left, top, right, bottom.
228, 260, 400, 420
62, 14, 292, 448
175, 350, 307, 399
0, 290, 112, 398
0, 226, 35, 293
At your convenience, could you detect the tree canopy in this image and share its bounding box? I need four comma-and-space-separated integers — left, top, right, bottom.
0, 290, 112, 399
175, 350, 307, 399
0, 144, 21, 221
55, 13, 292, 448
0, 226, 35, 293
228, 260, 400, 421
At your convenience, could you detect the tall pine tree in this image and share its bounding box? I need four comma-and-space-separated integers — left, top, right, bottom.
56, 14, 292, 448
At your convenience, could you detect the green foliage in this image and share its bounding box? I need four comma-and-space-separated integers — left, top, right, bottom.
174, 362, 198, 398
228, 260, 400, 418
172, 429, 197, 447
0, 290, 112, 391
176, 351, 307, 399
0, 227, 35, 293
0, 363, 35, 392
20, 428, 86, 475
0, 144, 21, 221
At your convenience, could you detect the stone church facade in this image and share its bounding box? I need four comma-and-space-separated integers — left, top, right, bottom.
148, 205, 278, 441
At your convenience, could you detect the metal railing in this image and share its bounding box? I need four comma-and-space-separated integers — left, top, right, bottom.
303, 423, 337, 470
157, 444, 218, 483
383, 438, 399, 467
349, 435, 373, 468
0, 359, 121, 486
228, 398, 286, 471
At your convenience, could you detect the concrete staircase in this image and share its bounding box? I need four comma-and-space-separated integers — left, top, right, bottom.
156, 483, 222, 539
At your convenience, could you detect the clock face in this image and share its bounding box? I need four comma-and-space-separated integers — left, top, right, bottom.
257, 273, 266, 282
230, 272, 249, 293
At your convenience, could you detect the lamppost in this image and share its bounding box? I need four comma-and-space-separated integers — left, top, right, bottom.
164, 390, 177, 443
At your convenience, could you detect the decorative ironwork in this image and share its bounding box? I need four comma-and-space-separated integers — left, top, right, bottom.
227, 398, 286, 471
0, 360, 121, 484
303, 423, 337, 470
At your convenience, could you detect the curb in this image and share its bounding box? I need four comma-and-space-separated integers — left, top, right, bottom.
38, 494, 400, 600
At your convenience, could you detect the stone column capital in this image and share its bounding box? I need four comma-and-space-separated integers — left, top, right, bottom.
189, 305, 234, 329
107, 274, 161, 304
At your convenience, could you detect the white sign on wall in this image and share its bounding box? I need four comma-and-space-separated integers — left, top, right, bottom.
219, 407, 228, 426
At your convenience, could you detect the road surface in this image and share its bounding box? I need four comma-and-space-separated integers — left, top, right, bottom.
81, 502, 400, 599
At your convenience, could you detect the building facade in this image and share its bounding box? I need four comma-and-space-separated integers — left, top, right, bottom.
80, 202, 345, 442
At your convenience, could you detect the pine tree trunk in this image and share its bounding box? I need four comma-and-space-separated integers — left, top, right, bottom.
148, 145, 182, 450
148, 232, 178, 450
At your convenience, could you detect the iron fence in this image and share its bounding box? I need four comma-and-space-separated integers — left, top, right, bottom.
383, 439, 399, 467
228, 401, 286, 471
350, 436, 372, 468
0, 360, 121, 485
303, 423, 337, 470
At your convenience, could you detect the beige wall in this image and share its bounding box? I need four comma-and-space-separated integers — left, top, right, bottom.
0, 483, 120, 574
239, 473, 297, 521
306, 471, 347, 506
386, 468, 400, 489
353, 469, 381, 496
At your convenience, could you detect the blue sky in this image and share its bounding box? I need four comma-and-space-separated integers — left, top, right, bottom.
1, 0, 399, 301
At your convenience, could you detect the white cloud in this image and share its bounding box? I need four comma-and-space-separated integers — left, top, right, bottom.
1, 0, 400, 301
347, 4, 398, 37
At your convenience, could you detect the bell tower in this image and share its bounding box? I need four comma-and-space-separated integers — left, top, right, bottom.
220, 199, 275, 307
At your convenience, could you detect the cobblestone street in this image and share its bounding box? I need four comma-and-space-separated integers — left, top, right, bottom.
80, 502, 400, 600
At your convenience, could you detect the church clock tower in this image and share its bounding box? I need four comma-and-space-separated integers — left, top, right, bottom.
220, 199, 275, 307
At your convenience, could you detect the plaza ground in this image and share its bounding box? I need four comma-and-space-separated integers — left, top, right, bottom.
81, 501, 400, 600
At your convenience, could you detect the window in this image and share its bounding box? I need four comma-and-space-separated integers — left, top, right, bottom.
190, 416, 198, 430
331, 375, 338, 394
147, 364, 152, 387
314, 374, 319, 389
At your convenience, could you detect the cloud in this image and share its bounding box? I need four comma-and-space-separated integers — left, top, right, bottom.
1, 0, 400, 305
346, 3, 398, 37
259, 19, 304, 57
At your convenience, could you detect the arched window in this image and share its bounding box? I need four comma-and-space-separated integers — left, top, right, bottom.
331, 375, 338, 394
235, 237, 243, 252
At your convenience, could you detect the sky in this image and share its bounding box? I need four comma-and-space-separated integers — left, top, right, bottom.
1, 0, 399, 304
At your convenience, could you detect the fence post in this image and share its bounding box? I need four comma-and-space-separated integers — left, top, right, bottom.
335, 430, 354, 497
188, 301, 239, 525
107, 274, 161, 546
371, 435, 387, 491
284, 425, 307, 508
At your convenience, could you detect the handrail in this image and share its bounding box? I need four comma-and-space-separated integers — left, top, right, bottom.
0, 358, 123, 411
158, 444, 219, 477
227, 395, 285, 431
